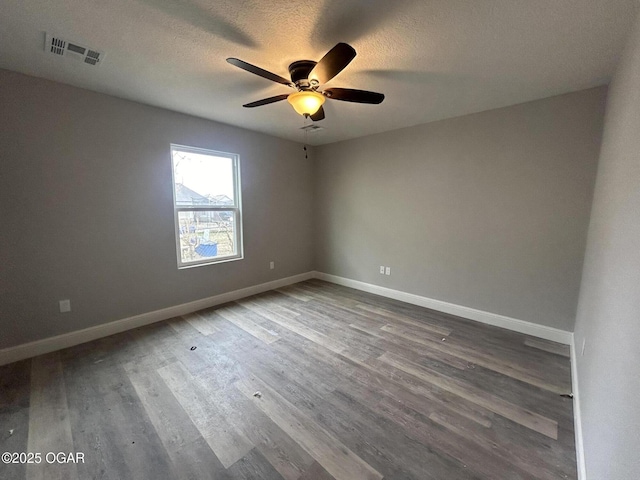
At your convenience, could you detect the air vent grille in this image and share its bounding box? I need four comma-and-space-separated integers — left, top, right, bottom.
50, 37, 66, 55
66, 43, 86, 55
84, 50, 101, 65
45, 33, 104, 67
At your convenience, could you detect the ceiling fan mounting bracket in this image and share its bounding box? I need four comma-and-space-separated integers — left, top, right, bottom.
296, 79, 312, 91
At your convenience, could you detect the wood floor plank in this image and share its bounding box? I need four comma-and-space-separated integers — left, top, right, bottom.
378, 351, 559, 439
295, 298, 388, 331
244, 413, 315, 480
317, 280, 521, 342
378, 398, 538, 480
62, 353, 176, 480
292, 283, 361, 309
233, 334, 338, 399
337, 362, 494, 430
359, 362, 494, 429
167, 316, 202, 337
235, 375, 384, 480
381, 324, 566, 394
141, 323, 314, 480
252, 294, 302, 317
275, 286, 312, 302
156, 361, 254, 468
239, 299, 352, 357
129, 321, 180, 370
524, 339, 570, 358
205, 334, 428, 480
252, 297, 384, 363
277, 341, 354, 392
26, 352, 77, 480
348, 323, 471, 370
0, 360, 31, 480
298, 461, 337, 480
274, 374, 480, 480
355, 303, 453, 336
123, 362, 229, 480
427, 409, 567, 479
169, 337, 316, 480
182, 311, 220, 336
216, 305, 281, 344
226, 448, 284, 480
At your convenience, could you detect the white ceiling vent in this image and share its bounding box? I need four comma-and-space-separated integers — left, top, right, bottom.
300, 124, 324, 132
45, 33, 104, 66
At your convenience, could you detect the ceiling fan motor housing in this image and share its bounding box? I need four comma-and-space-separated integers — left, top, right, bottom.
289, 60, 317, 86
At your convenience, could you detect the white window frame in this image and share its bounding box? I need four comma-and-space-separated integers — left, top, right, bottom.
170, 144, 243, 269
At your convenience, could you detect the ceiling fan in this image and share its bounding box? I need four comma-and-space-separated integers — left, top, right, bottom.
226, 43, 385, 121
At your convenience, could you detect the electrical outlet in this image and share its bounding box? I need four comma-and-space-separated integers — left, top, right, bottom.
385, 267, 391, 276
59, 299, 71, 313
269, 261, 275, 270
581, 338, 586, 356
379, 266, 385, 274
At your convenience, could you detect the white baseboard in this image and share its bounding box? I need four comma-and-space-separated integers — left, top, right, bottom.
1, 268, 572, 359
570, 335, 587, 480
314, 271, 573, 345
0, 271, 314, 366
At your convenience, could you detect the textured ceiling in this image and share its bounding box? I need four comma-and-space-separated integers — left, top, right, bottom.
0, 0, 637, 145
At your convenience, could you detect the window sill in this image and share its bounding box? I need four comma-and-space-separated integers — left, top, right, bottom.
178, 254, 244, 270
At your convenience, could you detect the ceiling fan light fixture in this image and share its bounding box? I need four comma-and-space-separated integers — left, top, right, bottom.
228, 43, 384, 121
287, 91, 325, 116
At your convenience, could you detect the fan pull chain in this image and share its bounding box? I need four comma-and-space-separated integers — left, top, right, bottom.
303, 114, 309, 159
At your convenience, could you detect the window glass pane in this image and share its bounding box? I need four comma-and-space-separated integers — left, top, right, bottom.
177, 210, 237, 263
172, 149, 235, 206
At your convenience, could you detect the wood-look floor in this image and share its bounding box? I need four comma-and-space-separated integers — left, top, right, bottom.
0, 280, 576, 480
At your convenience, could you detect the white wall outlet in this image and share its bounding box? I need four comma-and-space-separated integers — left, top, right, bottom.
269, 261, 275, 270
59, 299, 71, 313
385, 267, 391, 275
581, 338, 586, 356
379, 266, 385, 274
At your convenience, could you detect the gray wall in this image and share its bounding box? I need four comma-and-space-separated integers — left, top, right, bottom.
0, 69, 314, 349
314, 88, 606, 330
573, 10, 640, 479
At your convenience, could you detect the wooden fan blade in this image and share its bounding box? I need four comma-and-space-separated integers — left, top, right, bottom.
323, 88, 384, 104
227, 58, 293, 86
308, 43, 356, 85
310, 106, 325, 121
243, 94, 290, 108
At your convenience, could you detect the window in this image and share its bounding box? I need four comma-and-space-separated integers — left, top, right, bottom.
170, 145, 243, 268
